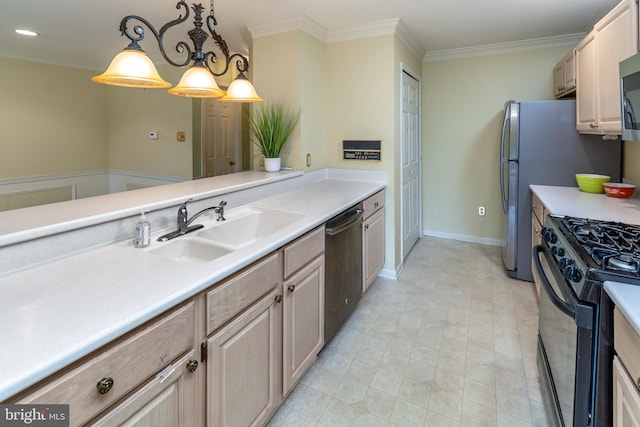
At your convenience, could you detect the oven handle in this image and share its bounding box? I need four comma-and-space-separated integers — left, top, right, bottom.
533, 244, 575, 318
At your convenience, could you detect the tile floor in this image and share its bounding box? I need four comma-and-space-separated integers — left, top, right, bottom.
268, 237, 553, 427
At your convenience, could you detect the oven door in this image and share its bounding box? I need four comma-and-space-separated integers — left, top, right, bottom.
533, 245, 595, 427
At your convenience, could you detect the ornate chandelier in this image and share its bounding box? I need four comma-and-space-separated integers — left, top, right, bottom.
92, 0, 263, 101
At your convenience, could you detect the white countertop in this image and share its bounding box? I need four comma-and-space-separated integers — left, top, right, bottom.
0, 173, 384, 401
530, 185, 640, 224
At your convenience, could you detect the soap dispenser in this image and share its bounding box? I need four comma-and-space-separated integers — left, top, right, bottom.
134, 212, 150, 248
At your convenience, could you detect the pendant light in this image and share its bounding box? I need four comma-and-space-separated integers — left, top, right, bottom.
92, 0, 262, 101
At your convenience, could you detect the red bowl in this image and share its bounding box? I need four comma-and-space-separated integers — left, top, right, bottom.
603, 183, 636, 198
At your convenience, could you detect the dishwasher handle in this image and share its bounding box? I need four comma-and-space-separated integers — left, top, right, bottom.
325, 208, 364, 236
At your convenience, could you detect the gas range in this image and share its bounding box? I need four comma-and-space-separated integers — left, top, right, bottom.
537, 214, 640, 427
543, 215, 640, 303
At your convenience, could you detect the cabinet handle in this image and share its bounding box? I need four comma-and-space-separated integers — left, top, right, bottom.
365, 224, 370, 230
96, 377, 114, 395
186, 360, 198, 373
637, 377, 640, 390
287, 284, 296, 293
590, 122, 599, 129
274, 294, 283, 303
374, 201, 379, 208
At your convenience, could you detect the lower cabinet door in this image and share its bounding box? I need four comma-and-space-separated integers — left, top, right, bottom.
613, 356, 640, 427
91, 350, 201, 427
207, 288, 283, 427
283, 256, 324, 394
363, 208, 385, 293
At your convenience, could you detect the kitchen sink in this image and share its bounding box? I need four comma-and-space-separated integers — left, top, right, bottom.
196, 207, 304, 248
148, 239, 232, 264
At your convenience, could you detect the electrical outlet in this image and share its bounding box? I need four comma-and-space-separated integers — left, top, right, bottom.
478, 206, 486, 216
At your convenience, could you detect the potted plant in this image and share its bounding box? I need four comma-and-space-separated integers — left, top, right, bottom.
249, 102, 300, 172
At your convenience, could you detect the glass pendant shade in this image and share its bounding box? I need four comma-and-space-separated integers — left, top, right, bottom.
167, 65, 226, 98
91, 49, 171, 88
219, 73, 264, 102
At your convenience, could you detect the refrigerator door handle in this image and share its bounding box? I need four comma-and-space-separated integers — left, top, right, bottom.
500, 106, 510, 215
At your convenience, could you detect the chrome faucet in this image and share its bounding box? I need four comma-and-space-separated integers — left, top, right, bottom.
158, 199, 227, 242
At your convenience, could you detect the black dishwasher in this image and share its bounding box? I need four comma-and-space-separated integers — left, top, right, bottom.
324, 203, 363, 344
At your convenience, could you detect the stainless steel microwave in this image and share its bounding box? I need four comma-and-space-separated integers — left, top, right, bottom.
621, 52, 640, 141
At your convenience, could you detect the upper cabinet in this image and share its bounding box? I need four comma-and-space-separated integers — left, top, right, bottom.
554, 49, 576, 98
576, 0, 638, 135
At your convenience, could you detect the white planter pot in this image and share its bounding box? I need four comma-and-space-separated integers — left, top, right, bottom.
264, 157, 281, 172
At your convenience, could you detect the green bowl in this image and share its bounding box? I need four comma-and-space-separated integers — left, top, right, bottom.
575, 174, 611, 193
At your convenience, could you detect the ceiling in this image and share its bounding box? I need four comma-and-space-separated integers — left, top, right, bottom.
0, 0, 622, 70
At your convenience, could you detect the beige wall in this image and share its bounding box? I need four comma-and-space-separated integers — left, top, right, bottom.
0, 57, 194, 181
422, 46, 569, 242
107, 64, 193, 179
253, 30, 423, 273
0, 57, 109, 179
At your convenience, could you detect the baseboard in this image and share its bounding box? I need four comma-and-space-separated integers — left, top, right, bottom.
422, 229, 503, 246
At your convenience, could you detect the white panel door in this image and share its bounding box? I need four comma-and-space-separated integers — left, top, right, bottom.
401, 69, 421, 260
203, 99, 241, 177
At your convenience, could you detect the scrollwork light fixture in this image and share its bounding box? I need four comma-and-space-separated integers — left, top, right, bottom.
92, 0, 263, 101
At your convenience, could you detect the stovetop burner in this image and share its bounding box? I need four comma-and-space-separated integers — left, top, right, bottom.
561, 217, 640, 277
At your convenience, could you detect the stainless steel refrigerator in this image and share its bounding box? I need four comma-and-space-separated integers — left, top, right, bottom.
500, 99, 622, 282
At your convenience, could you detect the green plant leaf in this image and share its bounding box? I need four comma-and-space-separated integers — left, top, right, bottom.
249, 102, 300, 159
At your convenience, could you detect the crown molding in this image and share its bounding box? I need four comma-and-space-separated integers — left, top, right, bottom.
247, 14, 328, 42
394, 19, 426, 60
248, 16, 425, 60
325, 18, 399, 43
423, 33, 585, 62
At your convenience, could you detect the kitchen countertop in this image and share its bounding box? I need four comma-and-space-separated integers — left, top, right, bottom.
530, 185, 640, 224
0, 172, 385, 401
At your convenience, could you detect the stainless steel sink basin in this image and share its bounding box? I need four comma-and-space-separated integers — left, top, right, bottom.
196, 207, 304, 248
148, 239, 231, 264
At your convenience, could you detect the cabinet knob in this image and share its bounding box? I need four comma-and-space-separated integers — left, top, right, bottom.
96, 377, 114, 395
374, 201, 379, 208
186, 360, 198, 373
590, 122, 599, 129
274, 294, 283, 303
365, 224, 370, 230
287, 284, 296, 293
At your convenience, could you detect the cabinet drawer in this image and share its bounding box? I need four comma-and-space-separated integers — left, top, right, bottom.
531, 193, 546, 224
206, 252, 281, 335
363, 190, 385, 220
283, 225, 325, 279
18, 301, 196, 426
615, 308, 640, 391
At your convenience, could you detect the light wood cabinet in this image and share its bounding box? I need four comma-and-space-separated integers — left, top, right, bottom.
283, 256, 324, 394
92, 350, 200, 427
613, 308, 640, 427
205, 226, 325, 425
282, 226, 325, 395
15, 301, 199, 427
362, 190, 385, 294
554, 49, 576, 98
576, 0, 638, 134
206, 288, 283, 427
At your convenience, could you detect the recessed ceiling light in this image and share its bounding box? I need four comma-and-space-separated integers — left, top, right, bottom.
15, 29, 38, 37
